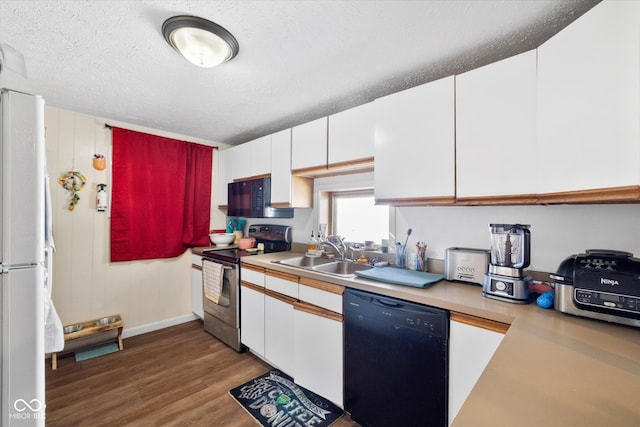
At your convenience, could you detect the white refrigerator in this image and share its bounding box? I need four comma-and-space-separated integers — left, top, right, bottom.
0, 89, 46, 426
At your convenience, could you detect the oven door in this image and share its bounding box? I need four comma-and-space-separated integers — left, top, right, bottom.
202, 257, 242, 350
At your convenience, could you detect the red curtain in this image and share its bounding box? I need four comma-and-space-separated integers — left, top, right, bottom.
110, 128, 213, 262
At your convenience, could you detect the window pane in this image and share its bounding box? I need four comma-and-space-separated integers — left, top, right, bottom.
334, 194, 389, 243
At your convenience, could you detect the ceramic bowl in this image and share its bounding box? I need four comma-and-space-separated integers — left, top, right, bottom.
210, 233, 235, 246
237, 237, 256, 249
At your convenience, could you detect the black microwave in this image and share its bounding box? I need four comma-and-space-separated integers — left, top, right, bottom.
227, 177, 294, 218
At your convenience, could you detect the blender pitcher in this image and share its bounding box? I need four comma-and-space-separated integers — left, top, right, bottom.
488, 224, 530, 269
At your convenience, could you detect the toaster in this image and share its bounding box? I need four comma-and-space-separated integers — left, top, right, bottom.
445, 247, 490, 285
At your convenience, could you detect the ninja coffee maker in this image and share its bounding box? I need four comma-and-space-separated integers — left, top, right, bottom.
482, 224, 533, 304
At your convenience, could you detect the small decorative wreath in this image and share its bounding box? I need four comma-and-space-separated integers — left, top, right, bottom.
58, 171, 86, 211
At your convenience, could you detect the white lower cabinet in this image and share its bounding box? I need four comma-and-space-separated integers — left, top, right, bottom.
264, 292, 296, 375
240, 284, 265, 356
251, 269, 344, 405
240, 265, 266, 356
293, 304, 343, 407
190, 254, 203, 319
448, 317, 506, 425
294, 277, 345, 407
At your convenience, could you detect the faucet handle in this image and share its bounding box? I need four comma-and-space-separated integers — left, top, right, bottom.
327, 235, 343, 244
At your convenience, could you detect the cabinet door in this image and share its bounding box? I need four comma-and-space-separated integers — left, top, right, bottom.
293, 306, 343, 407
225, 143, 248, 182
216, 149, 229, 206
449, 319, 505, 425
537, 1, 640, 196
328, 102, 374, 165
225, 135, 272, 182
190, 254, 203, 319
374, 76, 455, 203
271, 128, 292, 205
291, 117, 328, 171
240, 284, 265, 356
456, 50, 537, 201
265, 293, 295, 375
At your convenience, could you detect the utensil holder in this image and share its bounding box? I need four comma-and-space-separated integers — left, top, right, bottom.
415, 243, 428, 272
396, 246, 406, 269
416, 251, 428, 272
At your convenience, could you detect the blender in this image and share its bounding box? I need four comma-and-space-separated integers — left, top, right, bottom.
482, 224, 533, 303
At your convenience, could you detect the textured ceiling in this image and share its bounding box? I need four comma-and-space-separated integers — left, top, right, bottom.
0, 0, 599, 146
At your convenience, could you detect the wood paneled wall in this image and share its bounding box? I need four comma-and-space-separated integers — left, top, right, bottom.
44, 107, 223, 334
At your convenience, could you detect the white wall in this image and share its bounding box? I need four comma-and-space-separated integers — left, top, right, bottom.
45, 107, 226, 335
396, 204, 640, 273
275, 172, 640, 274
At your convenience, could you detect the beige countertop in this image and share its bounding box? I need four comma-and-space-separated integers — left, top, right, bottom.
237, 251, 640, 427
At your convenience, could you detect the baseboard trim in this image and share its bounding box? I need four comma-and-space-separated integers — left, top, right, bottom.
121, 313, 199, 339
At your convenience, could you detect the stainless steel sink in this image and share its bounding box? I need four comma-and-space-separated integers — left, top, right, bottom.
277, 256, 335, 268
312, 261, 372, 277
274, 256, 373, 278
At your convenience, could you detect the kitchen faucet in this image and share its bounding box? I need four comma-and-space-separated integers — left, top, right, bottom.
322, 235, 349, 261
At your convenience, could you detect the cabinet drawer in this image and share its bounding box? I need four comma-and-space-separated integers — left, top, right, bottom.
298, 277, 344, 314
242, 266, 265, 287
266, 270, 298, 299
191, 253, 202, 266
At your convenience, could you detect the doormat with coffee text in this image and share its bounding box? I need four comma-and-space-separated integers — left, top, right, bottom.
229, 369, 343, 427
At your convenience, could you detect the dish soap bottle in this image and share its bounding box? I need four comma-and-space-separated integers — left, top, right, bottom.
307, 231, 317, 251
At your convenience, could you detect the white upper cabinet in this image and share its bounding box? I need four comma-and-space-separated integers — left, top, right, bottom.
217, 136, 272, 206
271, 128, 313, 208
270, 128, 292, 205
374, 76, 455, 203
222, 134, 272, 184
456, 50, 537, 201
328, 102, 375, 165
216, 149, 229, 206
537, 0, 640, 197
291, 117, 328, 171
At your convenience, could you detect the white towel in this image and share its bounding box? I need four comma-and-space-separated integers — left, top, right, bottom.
203, 259, 224, 304
44, 248, 64, 353
44, 173, 55, 250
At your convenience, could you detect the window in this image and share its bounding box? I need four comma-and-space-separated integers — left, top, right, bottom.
331, 190, 389, 243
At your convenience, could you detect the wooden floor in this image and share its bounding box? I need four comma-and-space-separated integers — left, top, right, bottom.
46, 320, 359, 426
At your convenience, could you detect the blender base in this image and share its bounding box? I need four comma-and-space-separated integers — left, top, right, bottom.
482, 274, 533, 304
482, 291, 533, 304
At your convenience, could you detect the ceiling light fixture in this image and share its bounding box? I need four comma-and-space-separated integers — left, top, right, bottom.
162, 15, 239, 68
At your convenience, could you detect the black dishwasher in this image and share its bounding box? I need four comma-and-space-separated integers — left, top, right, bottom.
344, 288, 449, 427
